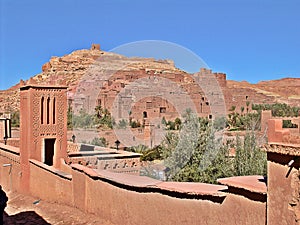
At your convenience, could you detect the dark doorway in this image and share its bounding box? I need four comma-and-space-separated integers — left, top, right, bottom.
143, 111, 148, 118
44, 139, 55, 166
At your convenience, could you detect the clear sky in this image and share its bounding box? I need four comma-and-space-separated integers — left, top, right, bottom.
0, 0, 299, 90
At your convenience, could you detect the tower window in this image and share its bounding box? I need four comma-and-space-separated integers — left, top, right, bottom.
47, 97, 50, 124
53, 98, 56, 124
41, 97, 44, 124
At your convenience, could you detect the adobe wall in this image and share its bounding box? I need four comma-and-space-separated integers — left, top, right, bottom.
0, 142, 266, 225
72, 165, 266, 225
84, 182, 265, 225
29, 159, 73, 205
267, 152, 299, 225
265, 115, 300, 225
0, 138, 20, 147
0, 143, 21, 192
267, 118, 300, 144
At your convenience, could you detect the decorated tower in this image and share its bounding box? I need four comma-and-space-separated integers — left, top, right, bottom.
19, 79, 68, 192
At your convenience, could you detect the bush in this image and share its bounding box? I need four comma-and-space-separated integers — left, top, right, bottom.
90, 137, 108, 147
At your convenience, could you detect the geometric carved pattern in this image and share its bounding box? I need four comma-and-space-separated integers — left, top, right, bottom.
31, 89, 65, 143
57, 92, 65, 137
32, 93, 41, 139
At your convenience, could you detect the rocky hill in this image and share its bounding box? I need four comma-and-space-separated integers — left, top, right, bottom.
226, 78, 300, 110
0, 44, 299, 115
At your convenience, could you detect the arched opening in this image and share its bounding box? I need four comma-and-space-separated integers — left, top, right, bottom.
53, 98, 56, 124
47, 97, 50, 124
41, 97, 44, 124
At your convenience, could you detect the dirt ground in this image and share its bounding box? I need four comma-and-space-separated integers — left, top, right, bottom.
3, 188, 114, 225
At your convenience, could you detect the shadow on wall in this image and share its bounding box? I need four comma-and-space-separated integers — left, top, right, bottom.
3, 211, 51, 225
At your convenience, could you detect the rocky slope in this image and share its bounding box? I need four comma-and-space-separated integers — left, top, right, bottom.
0, 44, 299, 113
227, 78, 300, 108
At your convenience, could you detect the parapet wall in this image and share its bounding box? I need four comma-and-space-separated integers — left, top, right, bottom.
0, 143, 21, 192
264, 114, 300, 224
0, 144, 266, 225
0, 138, 20, 147
264, 143, 300, 225
71, 165, 266, 225
267, 119, 300, 144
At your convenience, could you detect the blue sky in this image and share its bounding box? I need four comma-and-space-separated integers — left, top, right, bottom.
0, 0, 299, 90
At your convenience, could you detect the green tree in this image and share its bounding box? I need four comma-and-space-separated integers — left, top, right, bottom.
234, 132, 267, 176
164, 115, 234, 183
163, 110, 200, 180
158, 131, 179, 159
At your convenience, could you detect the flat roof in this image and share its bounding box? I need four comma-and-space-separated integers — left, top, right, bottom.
156, 182, 227, 197
217, 175, 267, 194
72, 165, 228, 198
265, 142, 300, 156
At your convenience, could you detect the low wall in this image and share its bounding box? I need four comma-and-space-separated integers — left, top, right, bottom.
72, 165, 266, 225
0, 144, 267, 225
0, 143, 21, 192
29, 160, 73, 205
0, 138, 20, 147
67, 141, 80, 153
267, 118, 300, 144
